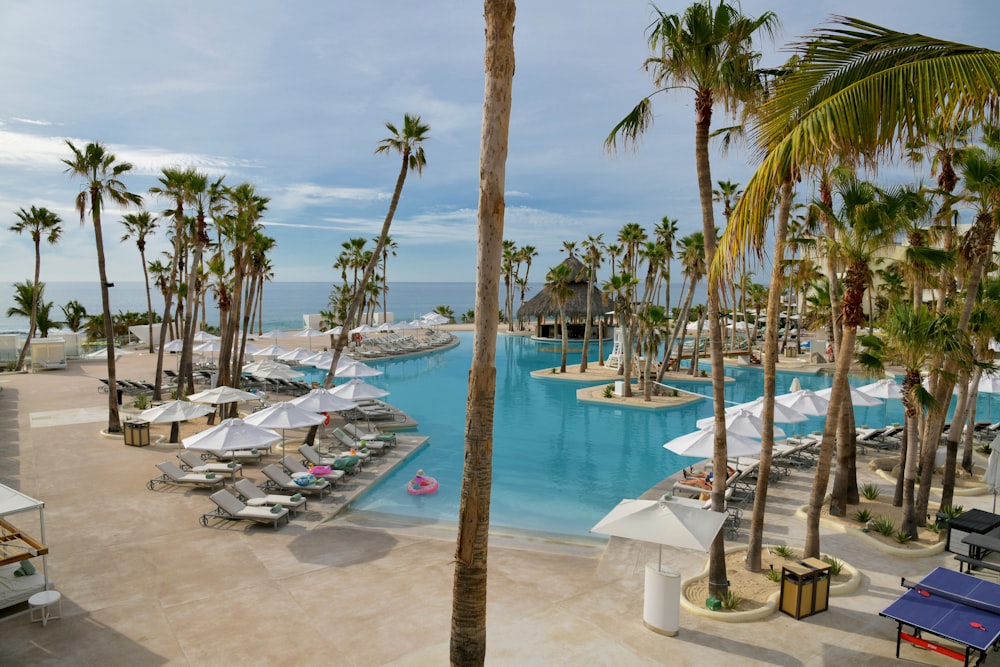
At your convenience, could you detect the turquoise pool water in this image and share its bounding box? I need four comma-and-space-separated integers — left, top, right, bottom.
299, 333, 961, 537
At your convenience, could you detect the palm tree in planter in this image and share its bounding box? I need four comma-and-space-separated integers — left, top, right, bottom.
120, 211, 159, 353
63, 140, 143, 434
8, 205, 62, 370
545, 262, 574, 373
60, 300, 88, 333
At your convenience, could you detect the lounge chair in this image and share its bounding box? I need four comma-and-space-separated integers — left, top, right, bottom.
203, 448, 264, 464
343, 423, 396, 448
177, 450, 243, 480
296, 445, 348, 483
330, 428, 380, 459
148, 461, 226, 491
283, 453, 355, 481
233, 478, 308, 514
200, 489, 288, 529
261, 464, 330, 498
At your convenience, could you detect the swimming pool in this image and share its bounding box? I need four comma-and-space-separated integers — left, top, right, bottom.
299, 333, 950, 537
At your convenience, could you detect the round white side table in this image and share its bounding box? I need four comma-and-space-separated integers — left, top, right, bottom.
28, 590, 61, 627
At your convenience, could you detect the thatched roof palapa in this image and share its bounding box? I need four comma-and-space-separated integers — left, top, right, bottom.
517, 256, 610, 320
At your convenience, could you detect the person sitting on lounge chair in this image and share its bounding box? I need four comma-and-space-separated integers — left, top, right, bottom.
677, 476, 713, 500
683, 466, 735, 482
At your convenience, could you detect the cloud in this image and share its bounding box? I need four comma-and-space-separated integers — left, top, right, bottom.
12, 117, 54, 126
269, 183, 390, 212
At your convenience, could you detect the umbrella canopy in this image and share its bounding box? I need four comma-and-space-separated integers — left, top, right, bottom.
251, 343, 289, 359
255, 329, 287, 340
183, 418, 280, 452
376, 323, 392, 332
85, 346, 134, 359
591, 498, 727, 554
243, 402, 326, 430
138, 400, 215, 424
336, 360, 382, 378
663, 425, 762, 459
321, 326, 343, 336
288, 388, 358, 413
857, 378, 904, 400
695, 409, 786, 439
187, 385, 260, 405
310, 353, 359, 370
295, 327, 324, 338
193, 340, 221, 354
420, 312, 449, 326
349, 324, 379, 335
815, 385, 883, 407
277, 347, 315, 363
979, 374, 1000, 394
162, 339, 185, 353
330, 379, 389, 401
242, 360, 303, 380
775, 389, 829, 416
985, 449, 1000, 513
728, 397, 807, 424
789, 377, 802, 393
193, 331, 220, 342
301, 350, 334, 367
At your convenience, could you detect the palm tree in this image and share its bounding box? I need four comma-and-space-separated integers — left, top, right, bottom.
501, 239, 517, 330
545, 263, 574, 373
433, 305, 454, 322
120, 211, 159, 353
9, 206, 62, 370
63, 141, 142, 434
607, 0, 778, 597
34, 300, 58, 338
379, 235, 398, 323
579, 234, 604, 373
450, 2, 514, 663
60, 300, 87, 333
324, 114, 429, 389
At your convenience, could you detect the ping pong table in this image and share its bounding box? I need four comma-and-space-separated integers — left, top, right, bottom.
880, 567, 1000, 667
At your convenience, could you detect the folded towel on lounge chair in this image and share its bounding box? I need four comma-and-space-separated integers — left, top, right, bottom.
148, 461, 226, 491
233, 478, 308, 513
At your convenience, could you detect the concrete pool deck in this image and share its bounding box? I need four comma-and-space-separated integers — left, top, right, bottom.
0, 338, 982, 666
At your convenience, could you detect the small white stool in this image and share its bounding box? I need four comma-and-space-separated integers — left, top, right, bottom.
28, 590, 61, 627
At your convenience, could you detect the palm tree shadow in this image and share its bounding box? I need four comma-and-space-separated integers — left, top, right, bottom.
287, 524, 398, 567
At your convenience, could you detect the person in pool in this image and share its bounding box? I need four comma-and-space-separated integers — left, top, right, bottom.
412, 469, 431, 487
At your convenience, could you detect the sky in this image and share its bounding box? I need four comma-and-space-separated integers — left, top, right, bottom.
1, 1, 998, 286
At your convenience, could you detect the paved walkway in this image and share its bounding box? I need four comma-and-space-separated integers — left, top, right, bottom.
0, 347, 991, 666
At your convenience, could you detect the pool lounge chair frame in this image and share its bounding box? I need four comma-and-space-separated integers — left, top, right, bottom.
232, 478, 308, 514
260, 464, 330, 499
148, 461, 226, 491
200, 489, 288, 529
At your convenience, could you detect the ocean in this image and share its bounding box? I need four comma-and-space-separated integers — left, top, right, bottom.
0, 282, 487, 334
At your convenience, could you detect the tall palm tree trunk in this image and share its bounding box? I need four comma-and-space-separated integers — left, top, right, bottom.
92, 203, 122, 433
15, 241, 42, 371
451, 3, 514, 663
746, 178, 792, 571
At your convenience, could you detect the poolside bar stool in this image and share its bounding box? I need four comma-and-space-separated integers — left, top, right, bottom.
28, 589, 62, 627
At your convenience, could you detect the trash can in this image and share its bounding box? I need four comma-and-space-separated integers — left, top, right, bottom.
123, 419, 150, 447
779, 558, 831, 619
614, 380, 625, 397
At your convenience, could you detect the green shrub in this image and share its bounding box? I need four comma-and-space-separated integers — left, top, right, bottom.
926, 521, 940, 533
721, 589, 742, 610
860, 483, 881, 500
603, 385, 614, 398
770, 544, 796, 558
133, 393, 149, 410
894, 530, 913, 544
765, 569, 781, 582
939, 505, 965, 520
870, 516, 895, 536
821, 556, 843, 576
978, 443, 992, 455
853, 509, 873, 523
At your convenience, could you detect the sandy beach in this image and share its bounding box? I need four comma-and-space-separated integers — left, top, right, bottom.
0, 329, 990, 666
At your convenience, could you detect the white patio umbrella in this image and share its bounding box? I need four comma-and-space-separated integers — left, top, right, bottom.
815, 385, 883, 407
591, 498, 728, 634
309, 353, 358, 370
330, 379, 389, 401
977, 374, 1000, 420
251, 343, 289, 359
162, 338, 185, 353
183, 417, 280, 456
193, 331, 219, 342
187, 385, 260, 405
242, 360, 303, 380
695, 409, 786, 439
301, 350, 334, 368
420, 312, 449, 326
139, 400, 215, 423
277, 347, 315, 363
256, 329, 287, 340
193, 340, 221, 363
288, 388, 358, 413
663, 425, 762, 459
789, 377, 802, 393
139, 400, 215, 443
376, 323, 392, 332
321, 326, 343, 336
244, 401, 326, 454
349, 324, 378, 335
728, 397, 807, 425
336, 360, 382, 378
775, 389, 829, 416
85, 346, 134, 359
294, 327, 325, 350
986, 449, 1000, 513
858, 378, 904, 426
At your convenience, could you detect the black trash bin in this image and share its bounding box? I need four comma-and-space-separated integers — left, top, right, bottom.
116, 388, 123, 406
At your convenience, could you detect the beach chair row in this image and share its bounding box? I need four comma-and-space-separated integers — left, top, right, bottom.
356, 332, 451, 358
